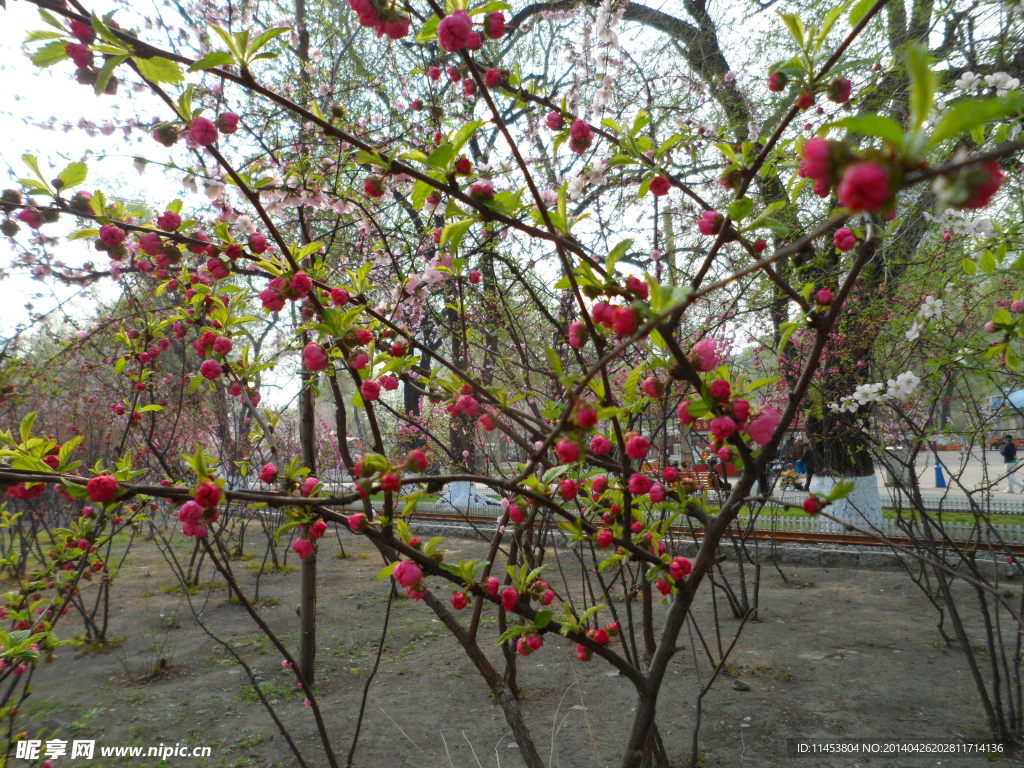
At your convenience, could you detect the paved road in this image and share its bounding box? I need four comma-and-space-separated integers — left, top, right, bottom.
773, 448, 1024, 512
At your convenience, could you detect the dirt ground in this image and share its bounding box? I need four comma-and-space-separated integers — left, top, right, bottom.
18, 523, 1024, 768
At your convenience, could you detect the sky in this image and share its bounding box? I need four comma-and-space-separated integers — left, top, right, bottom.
0, 1, 160, 338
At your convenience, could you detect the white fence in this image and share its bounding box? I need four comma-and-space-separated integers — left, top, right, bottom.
406, 500, 1024, 547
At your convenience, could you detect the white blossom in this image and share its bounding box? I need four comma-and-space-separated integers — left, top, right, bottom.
955, 71, 982, 91
985, 72, 1020, 97
920, 295, 943, 319
886, 371, 921, 401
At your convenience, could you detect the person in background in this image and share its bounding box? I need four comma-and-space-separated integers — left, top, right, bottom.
796, 438, 817, 491
1001, 435, 1024, 492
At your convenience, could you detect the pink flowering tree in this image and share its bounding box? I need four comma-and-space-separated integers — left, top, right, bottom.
2, 0, 1024, 763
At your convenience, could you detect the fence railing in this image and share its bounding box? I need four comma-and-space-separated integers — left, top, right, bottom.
404, 500, 1024, 546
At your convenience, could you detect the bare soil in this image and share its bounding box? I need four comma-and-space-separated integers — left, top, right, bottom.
20, 527, 1024, 768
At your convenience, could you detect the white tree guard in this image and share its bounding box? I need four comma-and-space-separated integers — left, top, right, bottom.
809, 472, 884, 531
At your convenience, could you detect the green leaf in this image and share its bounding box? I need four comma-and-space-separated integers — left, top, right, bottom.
415, 15, 440, 43
849, 0, 874, 26
354, 149, 387, 169
449, 120, 486, 156
727, 197, 754, 222
411, 179, 432, 210
133, 55, 183, 84
929, 94, 1024, 147
20, 412, 36, 443
601, 117, 624, 135
961, 257, 977, 276
94, 54, 127, 95
425, 144, 454, 170
58, 436, 83, 466
188, 51, 233, 72
248, 27, 290, 57
830, 114, 904, 146
24, 30, 64, 42
779, 12, 806, 47
979, 250, 997, 273
31, 40, 70, 67
533, 611, 552, 630
905, 44, 936, 132
577, 603, 606, 625
210, 25, 240, 57
746, 376, 780, 393
440, 219, 474, 250
57, 162, 87, 190
607, 239, 632, 274
815, 1, 848, 49
376, 561, 398, 580
544, 347, 564, 378
497, 627, 529, 644
629, 110, 651, 137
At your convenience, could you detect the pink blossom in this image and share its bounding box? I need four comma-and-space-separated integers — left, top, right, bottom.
248, 232, 269, 253
641, 376, 663, 398
697, 210, 723, 235
612, 307, 638, 337
590, 435, 612, 455
501, 587, 519, 610
828, 77, 852, 103
746, 408, 780, 445
732, 399, 751, 421
199, 359, 222, 380
628, 473, 652, 495
690, 338, 719, 371
15, 209, 42, 229
834, 227, 857, 251
709, 416, 737, 441
708, 379, 731, 400
556, 439, 580, 464
438, 10, 473, 51
484, 11, 506, 39
678, 400, 695, 425
836, 162, 891, 212
217, 112, 240, 134
99, 225, 126, 248
303, 342, 329, 371
189, 116, 219, 147
625, 435, 649, 460
259, 289, 286, 312
649, 176, 670, 196
670, 556, 692, 580
360, 380, 381, 401
259, 463, 278, 483
963, 161, 1005, 210
407, 449, 428, 471
568, 120, 593, 153
394, 560, 423, 588
292, 538, 314, 559
86, 475, 119, 503
290, 272, 313, 296
65, 42, 92, 68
